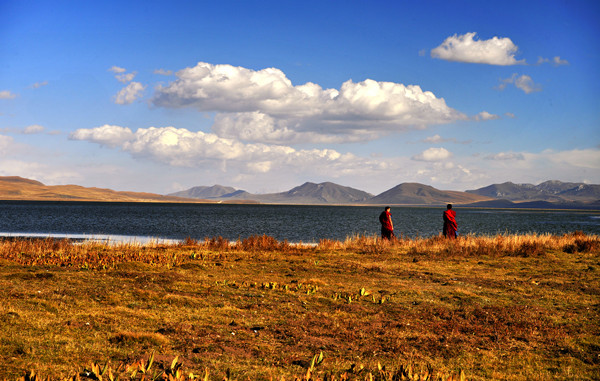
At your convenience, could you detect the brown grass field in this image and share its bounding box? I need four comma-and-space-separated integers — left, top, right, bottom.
0, 233, 598, 380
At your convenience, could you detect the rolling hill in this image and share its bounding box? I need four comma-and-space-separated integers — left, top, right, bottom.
367, 182, 491, 205
203, 182, 374, 204
169, 185, 240, 199
173, 181, 489, 205
0, 176, 207, 203
255, 182, 373, 204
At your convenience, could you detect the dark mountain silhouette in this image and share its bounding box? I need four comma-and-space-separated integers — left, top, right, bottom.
279, 182, 373, 203
466, 180, 600, 202
173, 181, 372, 204
169, 185, 238, 199
236, 182, 373, 204
368, 183, 490, 205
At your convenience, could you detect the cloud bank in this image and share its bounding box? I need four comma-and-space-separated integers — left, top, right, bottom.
151, 62, 467, 143
63, 60, 597, 193
431, 32, 525, 66
68, 124, 600, 193
69, 125, 383, 176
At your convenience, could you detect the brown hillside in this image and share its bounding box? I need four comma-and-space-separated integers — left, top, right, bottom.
0, 176, 45, 186
0, 176, 210, 203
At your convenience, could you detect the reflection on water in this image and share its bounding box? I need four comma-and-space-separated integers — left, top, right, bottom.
0, 201, 598, 243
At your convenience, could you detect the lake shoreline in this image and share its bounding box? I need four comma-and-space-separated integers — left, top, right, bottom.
1, 197, 599, 211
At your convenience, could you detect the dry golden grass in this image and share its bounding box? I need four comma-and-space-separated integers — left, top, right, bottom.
0, 233, 598, 380
0, 176, 206, 203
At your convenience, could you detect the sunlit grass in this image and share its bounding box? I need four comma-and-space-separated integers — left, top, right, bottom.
0, 233, 598, 380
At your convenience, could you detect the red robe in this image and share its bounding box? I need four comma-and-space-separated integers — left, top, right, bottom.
379, 210, 394, 239
443, 209, 457, 238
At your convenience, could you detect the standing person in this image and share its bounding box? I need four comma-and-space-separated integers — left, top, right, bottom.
379, 206, 395, 240
442, 204, 458, 238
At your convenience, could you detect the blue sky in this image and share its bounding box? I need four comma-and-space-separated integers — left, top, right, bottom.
1, 0, 598, 194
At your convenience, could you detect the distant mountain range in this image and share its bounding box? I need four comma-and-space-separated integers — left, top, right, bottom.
169, 180, 600, 208
466, 180, 600, 202
1, 176, 598, 209
171, 182, 374, 204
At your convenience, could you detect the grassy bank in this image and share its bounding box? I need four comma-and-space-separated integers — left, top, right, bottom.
0, 233, 598, 380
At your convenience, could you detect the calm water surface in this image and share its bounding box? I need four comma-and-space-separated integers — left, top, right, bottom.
0, 201, 598, 243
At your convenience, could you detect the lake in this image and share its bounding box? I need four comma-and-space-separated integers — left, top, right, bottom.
0, 201, 598, 243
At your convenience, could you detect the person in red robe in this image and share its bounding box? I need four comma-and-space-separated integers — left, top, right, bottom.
379, 206, 395, 240
442, 204, 457, 238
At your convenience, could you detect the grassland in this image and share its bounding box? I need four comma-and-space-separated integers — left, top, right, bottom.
0, 233, 598, 380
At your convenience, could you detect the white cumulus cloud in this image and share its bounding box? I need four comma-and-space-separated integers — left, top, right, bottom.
115, 72, 136, 83
412, 147, 452, 162
513, 75, 541, 94
109, 66, 136, 82
23, 125, 45, 134
30, 81, 48, 89
109, 66, 145, 103
423, 134, 445, 143
151, 62, 466, 143
431, 32, 525, 66
212, 112, 374, 144
537, 56, 569, 66
475, 111, 500, 121
0, 90, 17, 99
69, 124, 135, 148
114, 82, 146, 105
154, 68, 173, 75
109, 66, 126, 74
552, 56, 569, 66
497, 74, 541, 94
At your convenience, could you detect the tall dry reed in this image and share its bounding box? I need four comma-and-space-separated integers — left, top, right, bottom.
1, 232, 597, 269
